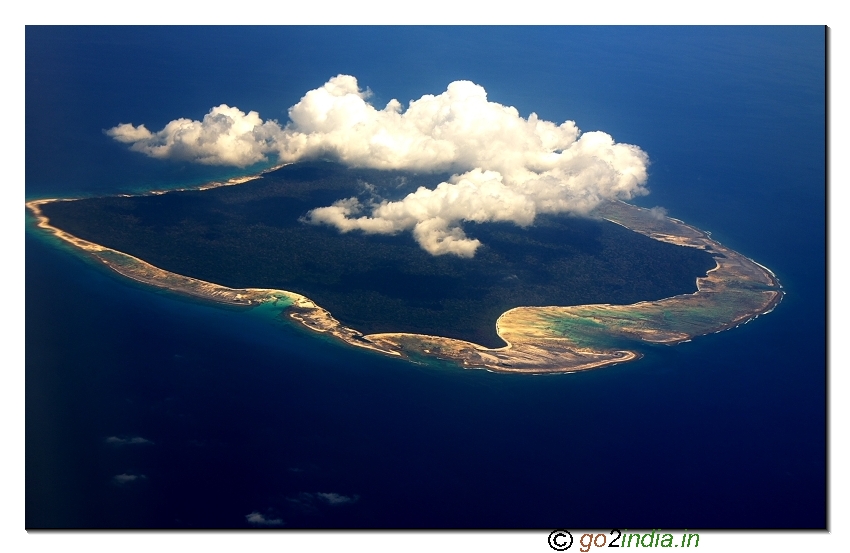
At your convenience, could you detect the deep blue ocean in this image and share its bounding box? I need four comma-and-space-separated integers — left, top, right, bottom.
25, 26, 825, 529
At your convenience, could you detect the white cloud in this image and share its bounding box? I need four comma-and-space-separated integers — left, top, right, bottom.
106, 436, 153, 446
649, 206, 668, 220
245, 511, 283, 526
108, 75, 650, 256
106, 105, 281, 167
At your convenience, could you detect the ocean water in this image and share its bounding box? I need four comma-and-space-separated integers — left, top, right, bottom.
25, 26, 825, 528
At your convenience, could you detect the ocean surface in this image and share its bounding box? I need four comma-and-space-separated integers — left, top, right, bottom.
25, 26, 825, 528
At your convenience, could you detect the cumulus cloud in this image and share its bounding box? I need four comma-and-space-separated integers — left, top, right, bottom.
245, 511, 283, 526
106, 436, 153, 446
109, 75, 650, 257
107, 105, 281, 166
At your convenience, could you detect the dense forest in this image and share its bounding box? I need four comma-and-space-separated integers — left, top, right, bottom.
42, 161, 717, 347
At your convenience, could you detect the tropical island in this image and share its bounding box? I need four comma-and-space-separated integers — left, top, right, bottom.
28, 161, 783, 374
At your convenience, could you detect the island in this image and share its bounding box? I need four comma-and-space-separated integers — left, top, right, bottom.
27, 161, 783, 374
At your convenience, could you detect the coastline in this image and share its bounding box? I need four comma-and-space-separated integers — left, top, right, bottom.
26, 186, 783, 375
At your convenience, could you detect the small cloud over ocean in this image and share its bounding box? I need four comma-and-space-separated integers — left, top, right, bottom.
286, 491, 360, 513
113, 473, 146, 485
316, 492, 358, 505
245, 511, 283, 526
106, 436, 153, 446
